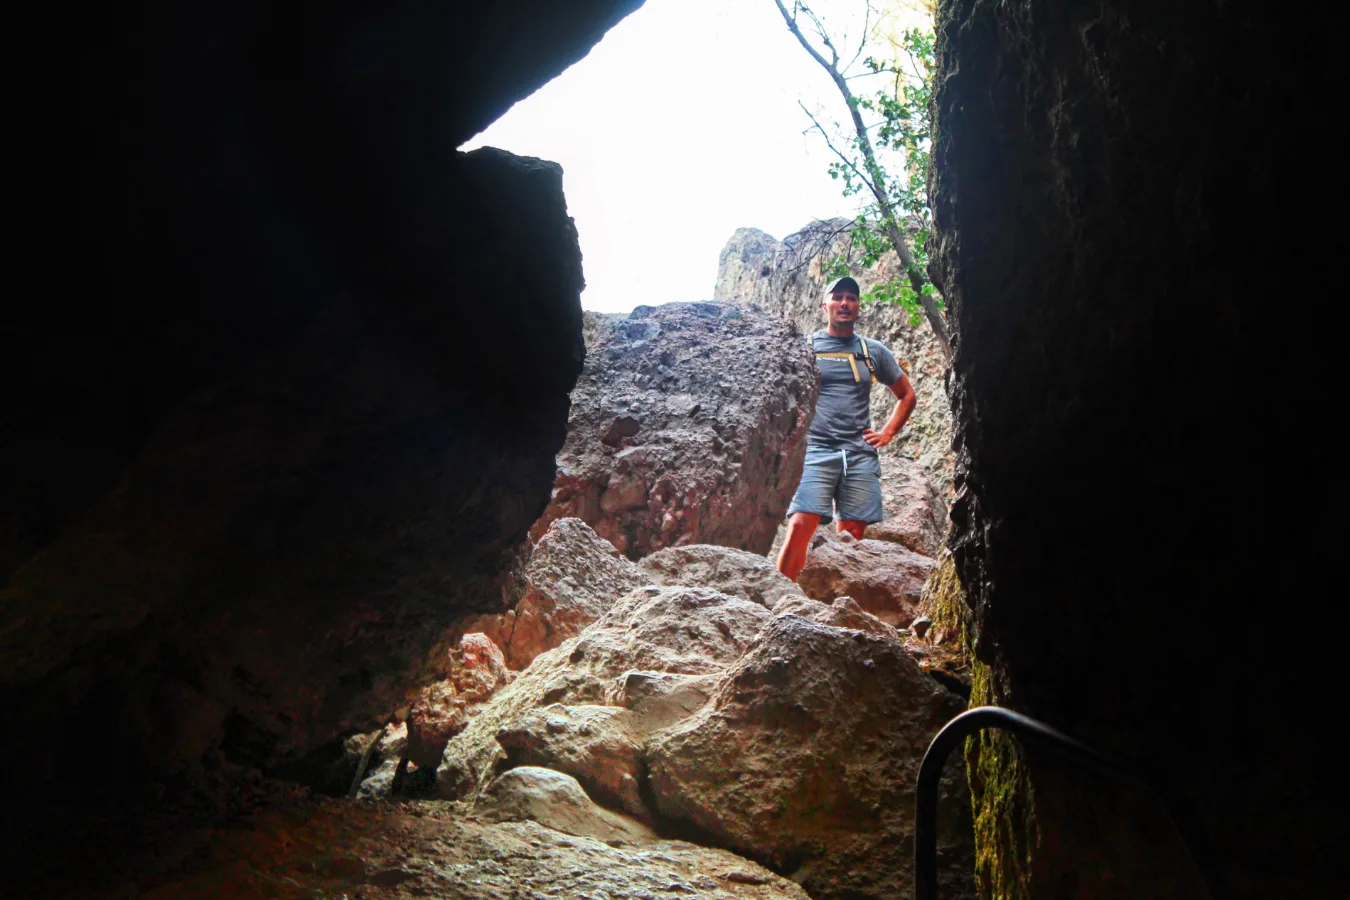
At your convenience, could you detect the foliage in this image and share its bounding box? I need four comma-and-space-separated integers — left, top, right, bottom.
820, 25, 939, 326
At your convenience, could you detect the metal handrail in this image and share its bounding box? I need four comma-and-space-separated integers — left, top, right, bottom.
914, 706, 1226, 900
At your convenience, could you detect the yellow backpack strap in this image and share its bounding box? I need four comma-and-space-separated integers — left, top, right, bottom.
859, 337, 876, 379
815, 350, 861, 382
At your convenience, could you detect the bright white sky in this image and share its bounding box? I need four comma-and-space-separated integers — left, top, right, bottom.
462, 0, 907, 313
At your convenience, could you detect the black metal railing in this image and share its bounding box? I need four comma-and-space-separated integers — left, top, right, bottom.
914, 706, 1227, 900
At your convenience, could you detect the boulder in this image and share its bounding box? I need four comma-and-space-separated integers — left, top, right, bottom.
465, 518, 643, 669
438, 586, 770, 801
476, 766, 656, 844
646, 614, 974, 899
608, 670, 718, 732
639, 544, 799, 609
771, 594, 903, 642
406, 632, 513, 769
354, 722, 408, 799
797, 531, 937, 625
437, 576, 972, 899
534, 302, 819, 558
496, 705, 647, 819
407, 683, 468, 771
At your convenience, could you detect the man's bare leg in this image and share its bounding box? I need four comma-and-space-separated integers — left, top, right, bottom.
776, 512, 822, 583
837, 519, 866, 540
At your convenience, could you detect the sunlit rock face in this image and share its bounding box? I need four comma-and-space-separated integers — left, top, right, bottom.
931, 0, 1346, 896
463, 517, 645, 670
534, 301, 819, 559
715, 223, 955, 497
10, 0, 644, 863
438, 579, 975, 899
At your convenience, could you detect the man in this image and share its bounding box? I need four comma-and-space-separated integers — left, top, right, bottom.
776, 276, 917, 582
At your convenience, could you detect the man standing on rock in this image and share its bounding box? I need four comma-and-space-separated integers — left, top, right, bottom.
776, 277, 916, 582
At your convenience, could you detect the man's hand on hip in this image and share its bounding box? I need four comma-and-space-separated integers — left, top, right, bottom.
862, 428, 894, 449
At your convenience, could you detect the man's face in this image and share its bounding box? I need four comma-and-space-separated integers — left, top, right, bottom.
824, 291, 860, 328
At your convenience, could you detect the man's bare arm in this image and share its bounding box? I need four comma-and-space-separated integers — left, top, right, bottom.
862, 374, 916, 449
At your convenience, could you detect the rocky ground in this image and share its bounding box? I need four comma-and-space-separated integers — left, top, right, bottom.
77, 777, 809, 900
56, 520, 969, 900
46, 299, 970, 900
404, 526, 969, 900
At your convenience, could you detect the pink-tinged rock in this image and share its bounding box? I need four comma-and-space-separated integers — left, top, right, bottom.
465, 518, 643, 670
533, 303, 818, 558
406, 682, 468, 769
797, 531, 937, 625
451, 633, 510, 700
406, 632, 514, 768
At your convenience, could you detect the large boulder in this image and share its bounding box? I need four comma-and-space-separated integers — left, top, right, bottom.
22, 2, 652, 858
646, 614, 974, 899
464, 517, 644, 670
797, 531, 937, 626
534, 302, 819, 558
638, 544, 799, 609
435, 571, 974, 899
437, 586, 771, 801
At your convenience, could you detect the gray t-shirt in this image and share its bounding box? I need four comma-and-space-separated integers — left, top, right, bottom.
806, 330, 903, 455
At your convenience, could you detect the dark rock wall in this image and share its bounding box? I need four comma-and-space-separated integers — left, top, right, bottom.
932, 0, 1346, 896
7, 0, 642, 843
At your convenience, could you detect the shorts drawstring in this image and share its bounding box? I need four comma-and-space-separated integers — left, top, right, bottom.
840, 448, 848, 478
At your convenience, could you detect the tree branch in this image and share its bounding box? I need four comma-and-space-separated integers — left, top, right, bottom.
844, 2, 872, 72
799, 101, 877, 196
773, 0, 951, 358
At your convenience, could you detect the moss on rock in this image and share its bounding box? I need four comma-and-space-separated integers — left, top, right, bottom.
922, 550, 1036, 900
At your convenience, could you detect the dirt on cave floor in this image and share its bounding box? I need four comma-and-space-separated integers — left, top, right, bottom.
38, 766, 804, 900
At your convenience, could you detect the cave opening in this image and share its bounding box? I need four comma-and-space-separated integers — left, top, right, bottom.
36, 0, 1350, 896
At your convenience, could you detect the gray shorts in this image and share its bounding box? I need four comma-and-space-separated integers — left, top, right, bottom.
786, 446, 885, 525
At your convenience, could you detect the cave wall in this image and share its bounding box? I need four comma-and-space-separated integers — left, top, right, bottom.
5, 0, 643, 825
931, 1, 1346, 896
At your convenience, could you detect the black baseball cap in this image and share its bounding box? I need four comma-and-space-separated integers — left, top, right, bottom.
827, 276, 860, 296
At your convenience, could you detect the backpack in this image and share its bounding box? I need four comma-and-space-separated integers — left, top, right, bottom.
810, 333, 876, 383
